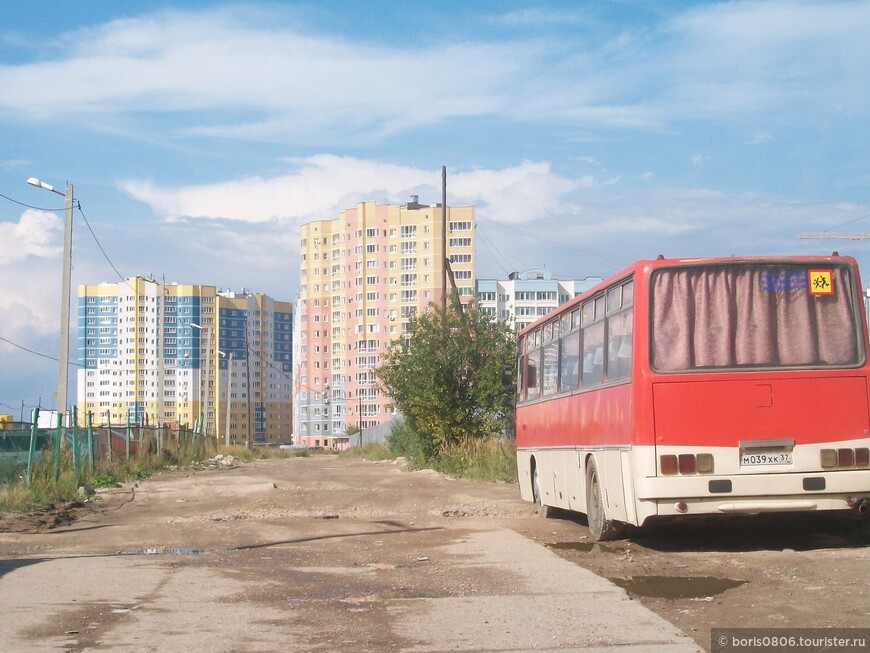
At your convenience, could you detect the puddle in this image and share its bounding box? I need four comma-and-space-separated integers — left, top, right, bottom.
138, 547, 208, 556
609, 575, 745, 599
547, 541, 614, 553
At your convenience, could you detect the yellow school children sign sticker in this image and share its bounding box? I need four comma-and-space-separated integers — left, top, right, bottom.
808, 270, 834, 295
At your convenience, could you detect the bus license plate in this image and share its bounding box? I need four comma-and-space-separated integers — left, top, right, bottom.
740, 452, 793, 466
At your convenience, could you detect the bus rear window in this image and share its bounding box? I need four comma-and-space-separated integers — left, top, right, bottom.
650, 263, 862, 371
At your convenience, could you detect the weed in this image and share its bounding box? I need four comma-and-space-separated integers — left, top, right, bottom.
338, 442, 395, 461
386, 421, 437, 469
433, 438, 518, 483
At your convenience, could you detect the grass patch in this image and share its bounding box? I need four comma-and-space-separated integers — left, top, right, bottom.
338, 442, 395, 461
347, 420, 518, 483
433, 438, 518, 483
0, 440, 314, 514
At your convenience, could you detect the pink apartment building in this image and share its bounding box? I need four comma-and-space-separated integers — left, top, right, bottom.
294, 198, 475, 449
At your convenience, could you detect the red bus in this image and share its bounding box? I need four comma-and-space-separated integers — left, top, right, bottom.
515, 255, 870, 540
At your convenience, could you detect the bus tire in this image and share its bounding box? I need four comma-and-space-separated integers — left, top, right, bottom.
532, 463, 555, 518
586, 459, 621, 541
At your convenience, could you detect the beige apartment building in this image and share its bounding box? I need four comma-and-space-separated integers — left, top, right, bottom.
294, 198, 475, 448
77, 277, 293, 445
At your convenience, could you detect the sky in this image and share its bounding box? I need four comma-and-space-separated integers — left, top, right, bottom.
1, 0, 869, 416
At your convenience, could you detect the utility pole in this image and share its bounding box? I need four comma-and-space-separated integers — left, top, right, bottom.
26, 178, 73, 426
441, 165, 447, 312
58, 183, 73, 426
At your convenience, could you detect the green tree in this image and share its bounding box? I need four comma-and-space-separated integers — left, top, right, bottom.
375, 297, 516, 451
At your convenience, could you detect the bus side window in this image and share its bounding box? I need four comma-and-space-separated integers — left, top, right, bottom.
543, 340, 559, 395
582, 321, 605, 386
559, 329, 580, 392
526, 350, 540, 400
607, 308, 633, 381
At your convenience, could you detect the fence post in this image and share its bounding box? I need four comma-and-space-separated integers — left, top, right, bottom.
192, 424, 200, 456
54, 411, 62, 482
125, 417, 131, 461
72, 405, 81, 480
26, 407, 39, 487
106, 413, 113, 464
87, 411, 95, 474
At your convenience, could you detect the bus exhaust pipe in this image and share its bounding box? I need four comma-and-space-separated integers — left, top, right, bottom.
856, 498, 869, 515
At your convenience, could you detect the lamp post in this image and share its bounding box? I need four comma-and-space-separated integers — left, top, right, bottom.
244, 321, 252, 449
190, 322, 208, 435
219, 350, 232, 447
27, 177, 73, 425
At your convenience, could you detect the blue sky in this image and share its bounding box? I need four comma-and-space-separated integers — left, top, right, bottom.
1, 0, 868, 415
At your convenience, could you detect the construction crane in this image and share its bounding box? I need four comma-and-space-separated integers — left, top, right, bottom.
798, 215, 870, 241
797, 232, 870, 240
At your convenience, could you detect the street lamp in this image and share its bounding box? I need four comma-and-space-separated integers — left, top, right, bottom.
190, 322, 208, 435
218, 350, 232, 447
27, 177, 74, 425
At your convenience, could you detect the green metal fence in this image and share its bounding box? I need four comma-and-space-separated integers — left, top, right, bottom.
0, 408, 217, 485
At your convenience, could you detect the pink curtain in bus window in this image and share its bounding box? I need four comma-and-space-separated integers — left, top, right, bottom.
651, 266, 858, 371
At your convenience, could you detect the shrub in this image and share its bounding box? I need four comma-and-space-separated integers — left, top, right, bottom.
386, 420, 437, 469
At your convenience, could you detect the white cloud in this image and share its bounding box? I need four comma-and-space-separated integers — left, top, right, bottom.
450, 162, 582, 224
0, 8, 527, 138
1, 1, 863, 142
123, 155, 428, 222
122, 156, 585, 227
748, 131, 773, 144
0, 210, 61, 264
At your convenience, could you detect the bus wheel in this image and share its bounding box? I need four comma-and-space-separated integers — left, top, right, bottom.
532, 463, 555, 518
586, 460, 620, 541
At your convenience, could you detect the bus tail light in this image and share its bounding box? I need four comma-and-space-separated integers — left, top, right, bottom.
821, 447, 870, 469
660, 455, 678, 475
678, 454, 695, 474
660, 453, 715, 475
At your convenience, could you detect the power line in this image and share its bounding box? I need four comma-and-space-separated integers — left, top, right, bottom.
0, 335, 83, 367
476, 214, 625, 274
4, 187, 138, 293
475, 221, 514, 277
0, 191, 68, 212
76, 202, 129, 285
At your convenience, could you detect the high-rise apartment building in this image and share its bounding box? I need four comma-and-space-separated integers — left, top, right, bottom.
476, 269, 602, 332
77, 277, 293, 445
294, 198, 475, 448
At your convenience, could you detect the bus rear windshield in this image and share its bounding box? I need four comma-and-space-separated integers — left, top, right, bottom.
651, 263, 862, 371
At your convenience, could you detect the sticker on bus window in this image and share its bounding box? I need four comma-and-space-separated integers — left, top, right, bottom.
808, 270, 834, 295
760, 271, 807, 292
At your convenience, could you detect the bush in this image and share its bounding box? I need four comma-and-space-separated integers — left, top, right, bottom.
90, 471, 120, 488
386, 420, 437, 469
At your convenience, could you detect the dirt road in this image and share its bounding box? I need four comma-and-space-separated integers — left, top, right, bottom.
1, 455, 868, 652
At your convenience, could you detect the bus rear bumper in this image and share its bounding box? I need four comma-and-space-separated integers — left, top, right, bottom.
635, 469, 870, 518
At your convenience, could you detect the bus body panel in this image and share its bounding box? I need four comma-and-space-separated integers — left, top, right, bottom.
652, 375, 870, 448
516, 383, 634, 449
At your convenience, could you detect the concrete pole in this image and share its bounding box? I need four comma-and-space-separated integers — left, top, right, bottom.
57, 182, 73, 424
